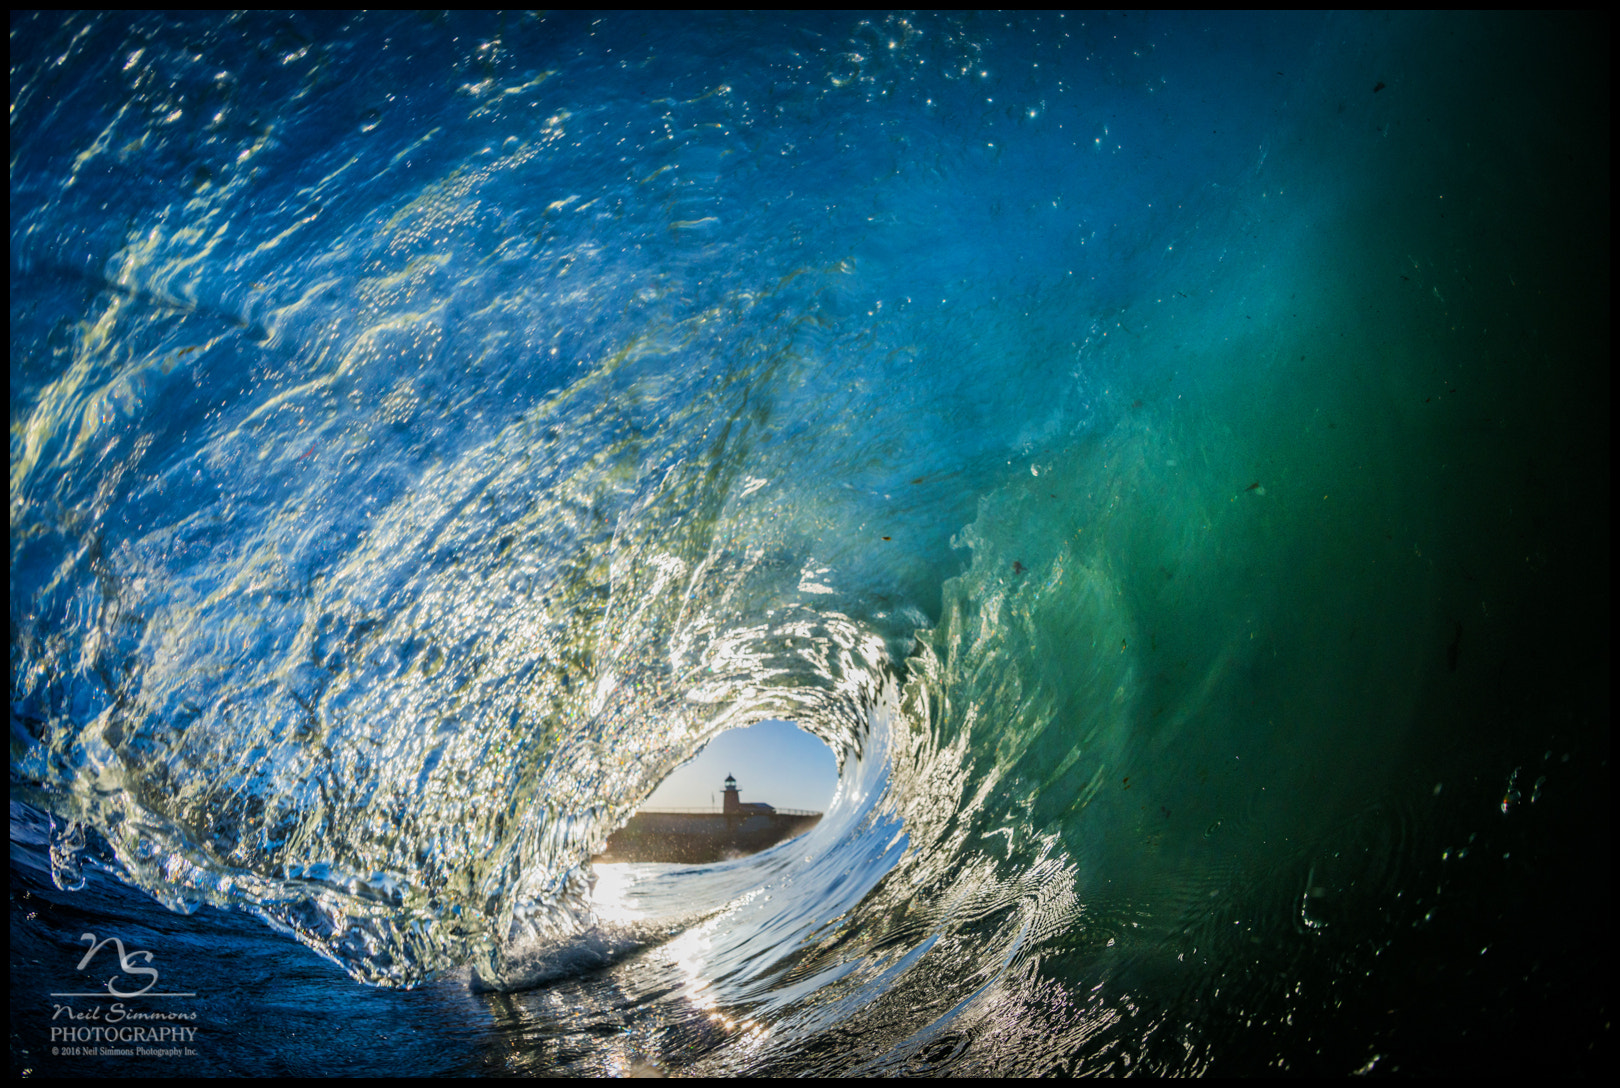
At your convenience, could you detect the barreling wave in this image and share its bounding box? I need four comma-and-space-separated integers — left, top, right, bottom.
10, 247, 911, 985
8, 11, 1046, 991
13, 10, 1604, 1075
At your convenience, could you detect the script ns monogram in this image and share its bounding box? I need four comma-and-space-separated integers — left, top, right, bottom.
76, 933, 160, 997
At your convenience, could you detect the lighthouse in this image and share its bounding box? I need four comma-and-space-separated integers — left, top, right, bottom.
595, 772, 820, 863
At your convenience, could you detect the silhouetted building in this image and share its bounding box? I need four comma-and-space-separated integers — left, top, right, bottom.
595, 775, 821, 864
722, 773, 775, 818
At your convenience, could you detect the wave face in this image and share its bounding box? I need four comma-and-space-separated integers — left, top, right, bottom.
10, 11, 1608, 1075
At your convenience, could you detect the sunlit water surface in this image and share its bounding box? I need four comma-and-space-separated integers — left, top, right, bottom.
10, 11, 1608, 1077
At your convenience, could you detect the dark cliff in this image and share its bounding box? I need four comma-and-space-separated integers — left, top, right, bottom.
594, 810, 822, 864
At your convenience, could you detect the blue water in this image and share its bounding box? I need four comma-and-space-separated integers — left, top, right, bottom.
10, 11, 1609, 1076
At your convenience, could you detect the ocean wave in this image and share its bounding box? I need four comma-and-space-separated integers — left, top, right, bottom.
11, 10, 1607, 1075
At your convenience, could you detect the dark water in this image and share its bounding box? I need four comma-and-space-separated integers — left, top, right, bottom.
10, 11, 1609, 1076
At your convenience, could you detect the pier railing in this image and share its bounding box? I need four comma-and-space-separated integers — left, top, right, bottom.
635, 807, 823, 817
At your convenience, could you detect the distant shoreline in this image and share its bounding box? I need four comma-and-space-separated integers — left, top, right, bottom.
594, 810, 822, 864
